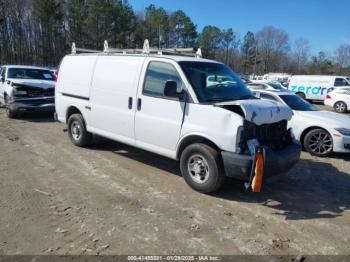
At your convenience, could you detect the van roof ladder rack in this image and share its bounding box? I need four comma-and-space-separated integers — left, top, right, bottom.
71, 40, 202, 58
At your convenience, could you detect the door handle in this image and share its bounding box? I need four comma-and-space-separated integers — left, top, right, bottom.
137, 98, 142, 111
128, 97, 133, 109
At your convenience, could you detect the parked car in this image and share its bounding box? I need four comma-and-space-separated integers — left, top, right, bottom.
0, 65, 56, 118
247, 82, 286, 91
288, 75, 350, 101
55, 51, 301, 193
254, 90, 350, 157
324, 87, 350, 113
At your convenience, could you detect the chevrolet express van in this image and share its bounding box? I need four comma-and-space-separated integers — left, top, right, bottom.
55, 50, 301, 193
288, 75, 350, 101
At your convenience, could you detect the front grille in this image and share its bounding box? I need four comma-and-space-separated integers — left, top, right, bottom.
26, 89, 54, 97
13, 85, 54, 98
27, 98, 55, 105
239, 120, 292, 152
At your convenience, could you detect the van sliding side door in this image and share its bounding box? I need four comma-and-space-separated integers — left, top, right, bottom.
89, 56, 144, 146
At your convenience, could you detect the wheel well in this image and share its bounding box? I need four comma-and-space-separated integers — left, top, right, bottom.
66, 106, 82, 123
334, 100, 347, 106
176, 135, 221, 159
300, 126, 327, 148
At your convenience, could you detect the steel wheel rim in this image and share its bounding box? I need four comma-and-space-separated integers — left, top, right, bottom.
71, 121, 81, 141
335, 103, 345, 112
187, 154, 210, 184
308, 131, 332, 155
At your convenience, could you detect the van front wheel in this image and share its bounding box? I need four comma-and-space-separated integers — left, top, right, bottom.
180, 143, 225, 194
67, 114, 92, 147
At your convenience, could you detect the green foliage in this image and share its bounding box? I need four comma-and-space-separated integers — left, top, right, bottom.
241, 31, 259, 74
199, 26, 222, 59
308, 52, 334, 75
169, 10, 197, 48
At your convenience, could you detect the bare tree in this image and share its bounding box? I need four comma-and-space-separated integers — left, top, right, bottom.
334, 44, 350, 74
255, 26, 289, 73
293, 38, 310, 73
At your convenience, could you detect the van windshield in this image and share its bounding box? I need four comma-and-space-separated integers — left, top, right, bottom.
179, 61, 254, 102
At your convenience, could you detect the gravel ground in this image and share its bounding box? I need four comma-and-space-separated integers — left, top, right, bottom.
0, 105, 349, 255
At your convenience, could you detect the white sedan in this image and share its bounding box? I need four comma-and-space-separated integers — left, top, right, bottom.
324, 87, 350, 113
253, 90, 350, 157
247, 82, 287, 91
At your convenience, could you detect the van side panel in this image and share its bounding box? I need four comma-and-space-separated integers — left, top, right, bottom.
89, 56, 145, 146
55, 55, 97, 124
288, 75, 335, 100
56, 55, 97, 98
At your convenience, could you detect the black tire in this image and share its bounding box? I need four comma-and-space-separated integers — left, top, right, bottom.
304, 128, 333, 157
67, 113, 92, 147
180, 143, 225, 193
334, 101, 347, 113
6, 107, 17, 119
296, 92, 306, 100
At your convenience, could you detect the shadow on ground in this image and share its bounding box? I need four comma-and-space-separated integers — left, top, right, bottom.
89, 136, 350, 221
11, 111, 55, 123
215, 158, 350, 220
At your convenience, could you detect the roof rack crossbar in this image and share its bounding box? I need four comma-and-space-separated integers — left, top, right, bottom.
71, 40, 202, 58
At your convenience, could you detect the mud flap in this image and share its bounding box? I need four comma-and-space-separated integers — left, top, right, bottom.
245, 142, 266, 193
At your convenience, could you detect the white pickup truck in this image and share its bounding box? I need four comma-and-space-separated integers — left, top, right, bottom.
0, 65, 56, 118
55, 49, 301, 193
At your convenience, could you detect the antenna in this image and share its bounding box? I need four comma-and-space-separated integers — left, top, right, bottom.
72, 42, 76, 54
196, 48, 202, 58
143, 39, 150, 54
103, 40, 109, 53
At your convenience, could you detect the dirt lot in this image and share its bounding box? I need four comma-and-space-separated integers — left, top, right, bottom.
0, 106, 350, 256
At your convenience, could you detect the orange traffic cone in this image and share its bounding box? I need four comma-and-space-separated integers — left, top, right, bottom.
252, 150, 264, 193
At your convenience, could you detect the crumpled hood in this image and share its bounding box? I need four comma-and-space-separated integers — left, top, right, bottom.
8, 79, 55, 90
216, 99, 293, 125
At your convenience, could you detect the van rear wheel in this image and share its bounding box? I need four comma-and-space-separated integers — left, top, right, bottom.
67, 114, 92, 147
180, 143, 225, 194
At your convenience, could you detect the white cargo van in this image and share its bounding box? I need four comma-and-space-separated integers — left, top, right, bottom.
55, 42, 301, 193
288, 75, 350, 101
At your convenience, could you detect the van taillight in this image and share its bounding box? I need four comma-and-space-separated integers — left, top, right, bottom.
326, 94, 331, 99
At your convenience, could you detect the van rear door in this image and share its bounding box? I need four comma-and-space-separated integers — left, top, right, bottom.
89, 56, 144, 146
134, 59, 187, 159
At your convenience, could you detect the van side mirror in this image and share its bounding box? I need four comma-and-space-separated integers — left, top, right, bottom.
164, 80, 183, 98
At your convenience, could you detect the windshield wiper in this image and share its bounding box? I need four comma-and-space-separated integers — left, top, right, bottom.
205, 97, 235, 102
238, 95, 257, 100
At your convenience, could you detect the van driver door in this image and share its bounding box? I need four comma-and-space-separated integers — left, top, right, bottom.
134, 59, 187, 159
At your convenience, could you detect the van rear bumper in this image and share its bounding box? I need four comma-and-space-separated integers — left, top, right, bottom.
221, 141, 301, 180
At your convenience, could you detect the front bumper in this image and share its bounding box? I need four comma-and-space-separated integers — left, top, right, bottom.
221, 141, 301, 180
333, 134, 350, 153
8, 97, 55, 113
